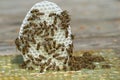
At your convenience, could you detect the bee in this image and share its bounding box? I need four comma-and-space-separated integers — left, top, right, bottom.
39, 22, 43, 27
46, 65, 52, 71
43, 44, 49, 52
39, 55, 46, 60
71, 34, 74, 40
54, 16, 57, 25
24, 59, 31, 65
57, 14, 62, 20
61, 47, 64, 51
23, 24, 30, 29
36, 42, 41, 50
53, 53, 60, 58
43, 21, 47, 28
44, 37, 53, 41
56, 66, 60, 71
53, 41, 56, 48
27, 16, 35, 21
65, 29, 68, 38
66, 48, 70, 54
15, 37, 21, 51
22, 29, 29, 35
56, 56, 66, 60
19, 61, 28, 69
44, 32, 49, 37
46, 58, 52, 66
51, 24, 57, 31
48, 42, 52, 50
52, 62, 56, 70
31, 35, 36, 44
49, 13, 56, 17
29, 22, 38, 27
48, 49, 55, 55
56, 44, 62, 50
21, 47, 26, 55
32, 61, 39, 66
63, 65, 67, 71
25, 40, 30, 48
27, 54, 34, 60
36, 30, 43, 35
28, 66, 34, 70
40, 66, 45, 73
35, 58, 42, 62
19, 36, 24, 44
36, 12, 45, 16
31, 9, 39, 13
64, 57, 68, 64
51, 28, 54, 36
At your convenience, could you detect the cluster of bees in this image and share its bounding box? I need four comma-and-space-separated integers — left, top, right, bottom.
15, 8, 110, 72
68, 52, 110, 71
15, 9, 75, 72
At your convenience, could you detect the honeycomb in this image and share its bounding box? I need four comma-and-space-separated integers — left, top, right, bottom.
15, 1, 73, 72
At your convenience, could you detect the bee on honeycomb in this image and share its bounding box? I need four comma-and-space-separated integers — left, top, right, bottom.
15, 1, 74, 73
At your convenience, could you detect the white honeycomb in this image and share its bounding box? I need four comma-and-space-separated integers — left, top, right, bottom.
16, 1, 73, 72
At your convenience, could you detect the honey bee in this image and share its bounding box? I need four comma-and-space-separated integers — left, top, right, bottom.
48, 42, 52, 50
40, 66, 45, 73
21, 47, 26, 55
53, 53, 60, 58
36, 30, 43, 35
52, 62, 56, 70
48, 49, 55, 55
51, 28, 54, 36
25, 40, 30, 48
31, 9, 39, 13
36, 42, 41, 50
56, 66, 60, 71
36, 12, 45, 16
39, 22, 43, 27
15, 37, 21, 51
51, 24, 57, 31
44, 32, 49, 37
65, 30, 68, 38
29, 22, 38, 27
54, 16, 57, 25
66, 49, 70, 55
35, 58, 42, 62
44, 37, 53, 41
19, 62, 27, 69
61, 47, 64, 51
63, 65, 67, 71
39, 55, 46, 60
31, 35, 36, 44
27, 54, 34, 60
27, 16, 35, 21
56, 44, 62, 50
32, 61, 39, 66
43, 21, 47, 28
53, 41, 56, 48
56, 56, 66, 60
64, 57, 68, 64
23, 24, 30, 29
25, 59, 31, 64
22, 29, 29, 35
46, 58, 52, 66
44, 45, 48, 52
49, 13, 56, 17
71, 34, 74, 40
28, 66, 34, 70
46, 65, 52, 71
